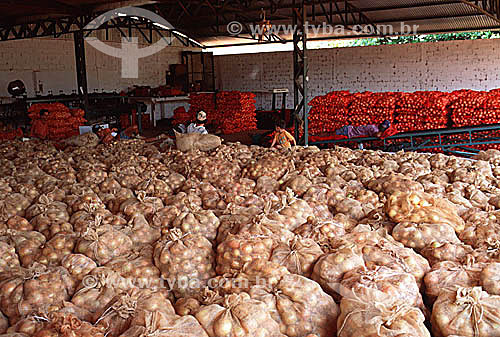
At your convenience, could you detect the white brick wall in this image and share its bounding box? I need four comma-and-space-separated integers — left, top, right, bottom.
215, 38, 500, 110
0, 35, 199, 97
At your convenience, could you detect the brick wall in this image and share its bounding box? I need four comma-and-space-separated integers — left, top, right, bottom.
215, 38, 500, 110
0, 31, 199, 97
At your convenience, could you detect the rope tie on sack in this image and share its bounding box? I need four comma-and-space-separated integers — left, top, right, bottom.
74, 270, 117, 297
374, 241, 411, 274
455, 287, 486, 337
485, 238, 500, 257
31, 314, 50, 322
439, 257, 482, 289
358, 266, 403, 284
282, 236, 303, 275
337, 290, 418, 337
139, 311, 162, 337
375, 304, 419, 335
95, 294, 137, 327
201, 288, 223, 305
165, 228, 188, 242
23, 263, 49, 280
81, 226, 105, 263
49, 312, 83, 333
0, 203, 10, 222
137, 190, 160, 213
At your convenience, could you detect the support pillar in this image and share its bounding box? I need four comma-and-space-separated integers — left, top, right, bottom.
293, 0, 309, 146
74, 31, 90, 115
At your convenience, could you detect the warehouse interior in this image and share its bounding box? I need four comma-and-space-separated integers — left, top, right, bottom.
2, 1, 500, 336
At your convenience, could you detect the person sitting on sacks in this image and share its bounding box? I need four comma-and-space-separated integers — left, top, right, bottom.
176, 111, 209, 135
271, 120, 297, 149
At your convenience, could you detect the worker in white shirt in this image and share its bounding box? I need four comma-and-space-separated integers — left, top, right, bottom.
177, 111, 208, 135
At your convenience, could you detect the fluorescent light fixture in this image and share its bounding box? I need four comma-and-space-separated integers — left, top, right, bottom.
130, 16, 139, 20
117, 13, 127, 17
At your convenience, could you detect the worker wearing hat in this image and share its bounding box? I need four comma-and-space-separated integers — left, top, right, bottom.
186, 110, 208, 134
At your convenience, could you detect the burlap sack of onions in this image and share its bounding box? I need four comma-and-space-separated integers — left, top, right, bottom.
367, 174, 424, 196
216, 233, 274, 275
213, 259, 289, 296
431, 287, 500, 337
312, 231, 429, 298
37, 232, 77, 266
269, 235, 323, 277
0, 263, 75, 324
242, 155, 292, 181
0, 216, 32, 232
248, 273, 339, 337
420, 241, 474, 266
153, 229, 215, 299
61, 254, 97, 282
293, 219, 345, 250
391, 221, 460, 251
340, 265, 425, 311
0, 241, 20, 272
385, 191, 465, 233
75, 224, 133, 266
195, 293, 286, 337
191, 157, 240, 187
70, 267, 132, 320
119, 191, 164, 221
337, 297, 430, 337
104, 246, 162, 291
93, 288, 175, 337
120, 310, 209, 337
171, 203, 220, 242
0, 230, 46, 267
116, 214, 160, 246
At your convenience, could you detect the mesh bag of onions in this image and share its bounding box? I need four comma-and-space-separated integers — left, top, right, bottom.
93, 288, 176, 337
340, 265, 425, 310
75, 224, 133, 266
120, 310, 209, 337
70, 267, 131, 318
385, 191, 465, 233
337, 298, 430, 337
153, 228, 215, 298
391, 221, 460, 251
216, 233, 275, 275
195, 293, 286, 337
31, 312, 105, 337
431, 287, 500, 337
0, 263, 75, 324
269, 235, 323, 277
424, 257, 486, 302
248, 273, 339, 337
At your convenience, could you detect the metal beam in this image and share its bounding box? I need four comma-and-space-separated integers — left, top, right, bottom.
191, 11, 496, 39
293, 0, 308, 146
73, 31, 90, 115
0, 10, 203, 48
174, 0, 465, 19
204, 24, 500, 48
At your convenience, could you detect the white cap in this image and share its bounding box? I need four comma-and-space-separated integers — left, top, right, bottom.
197, 110, 207, 122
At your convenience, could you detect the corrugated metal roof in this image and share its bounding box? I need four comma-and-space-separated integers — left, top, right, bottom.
1, 0, 500, 45
198, 1, 500, 46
